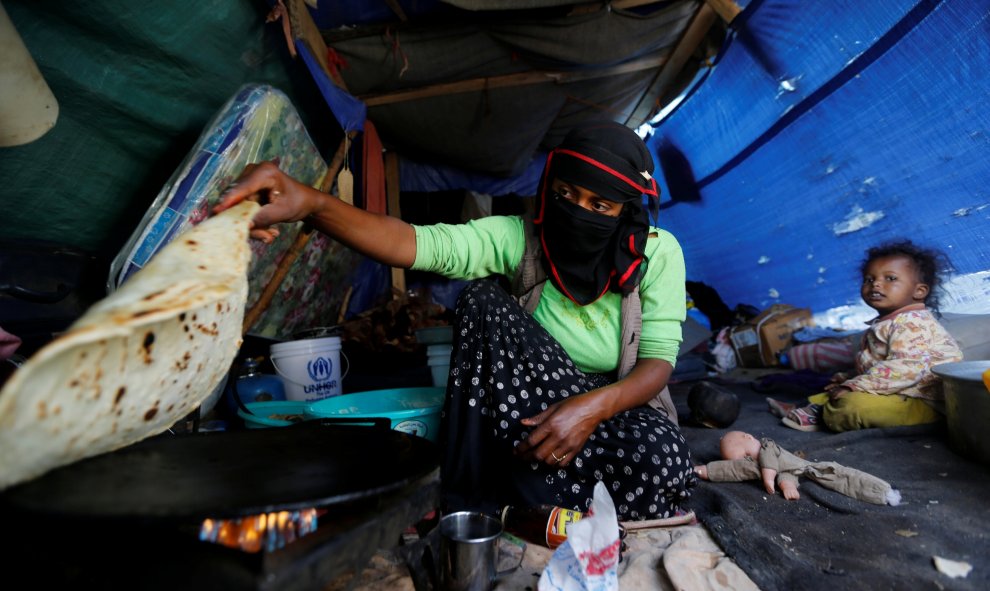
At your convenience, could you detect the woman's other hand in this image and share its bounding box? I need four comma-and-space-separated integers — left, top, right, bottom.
513, 359, 672, 468
513, 393, 607, 468
213, 161, 323, 243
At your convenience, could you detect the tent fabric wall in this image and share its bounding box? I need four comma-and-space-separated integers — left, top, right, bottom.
0, 0, 330, 260
305, 0, 446, 29
398, 153, 544, 196
649, 0, 990, 315
326, 1, 700, 177
4, 0, 987, 328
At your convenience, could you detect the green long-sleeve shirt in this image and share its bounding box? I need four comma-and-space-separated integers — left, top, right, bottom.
411, 215, 685, 374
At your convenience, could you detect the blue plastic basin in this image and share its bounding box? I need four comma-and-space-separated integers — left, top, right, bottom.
306, 387, 445, 442
237, 400, 311, 429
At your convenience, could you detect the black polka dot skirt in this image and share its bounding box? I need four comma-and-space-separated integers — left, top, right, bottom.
439, 280, 696, 521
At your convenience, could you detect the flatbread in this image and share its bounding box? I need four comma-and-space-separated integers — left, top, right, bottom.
0, 201, 259, 491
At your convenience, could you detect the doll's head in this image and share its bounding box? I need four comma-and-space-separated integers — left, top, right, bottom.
720, 430, 762, 461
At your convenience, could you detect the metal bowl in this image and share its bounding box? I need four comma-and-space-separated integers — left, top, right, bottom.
933, 360, 990, 467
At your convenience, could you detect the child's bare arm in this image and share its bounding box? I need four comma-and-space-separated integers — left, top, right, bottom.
830, 372, 849, 383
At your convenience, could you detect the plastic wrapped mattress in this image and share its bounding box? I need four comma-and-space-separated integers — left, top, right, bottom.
110, 84, 364, 340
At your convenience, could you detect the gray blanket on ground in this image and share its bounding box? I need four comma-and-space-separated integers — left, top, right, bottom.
676, 378, 990, 591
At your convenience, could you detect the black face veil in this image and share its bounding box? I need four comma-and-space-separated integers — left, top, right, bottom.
533, 121, 660, 306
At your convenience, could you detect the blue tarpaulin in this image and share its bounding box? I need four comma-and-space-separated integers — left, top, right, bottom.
646, 0, 990, 315
296, 43, 366, 134
310, 0, 989, 317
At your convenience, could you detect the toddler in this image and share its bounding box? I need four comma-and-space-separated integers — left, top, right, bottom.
768, 240, 963, 432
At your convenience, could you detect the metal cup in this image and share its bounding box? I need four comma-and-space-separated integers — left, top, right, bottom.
438, 511, 502, 591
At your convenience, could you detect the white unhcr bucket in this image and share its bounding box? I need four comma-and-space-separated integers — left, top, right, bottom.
270, 336, 349, 402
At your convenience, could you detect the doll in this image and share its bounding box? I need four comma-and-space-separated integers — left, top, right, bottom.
694, 431, 901, 505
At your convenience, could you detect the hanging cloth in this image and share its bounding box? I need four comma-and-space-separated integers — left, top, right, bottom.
361, 120, 387, 214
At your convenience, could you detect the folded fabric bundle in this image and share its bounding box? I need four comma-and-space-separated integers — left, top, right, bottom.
788, 338, 857, 373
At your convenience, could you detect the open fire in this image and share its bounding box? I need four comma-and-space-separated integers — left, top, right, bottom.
199, 508, 320, 553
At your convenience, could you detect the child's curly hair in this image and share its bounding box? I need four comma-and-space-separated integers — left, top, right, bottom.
861, 239, 952, 316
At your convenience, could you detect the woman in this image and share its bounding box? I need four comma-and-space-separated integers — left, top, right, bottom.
216, 121, 695, 520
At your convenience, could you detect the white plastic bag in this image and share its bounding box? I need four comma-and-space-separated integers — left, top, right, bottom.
538, 481, 620, 591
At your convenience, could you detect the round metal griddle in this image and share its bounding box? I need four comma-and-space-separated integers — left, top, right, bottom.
0, 419, 439, 521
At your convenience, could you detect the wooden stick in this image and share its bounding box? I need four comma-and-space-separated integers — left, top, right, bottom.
241, 136, 352, 335
336, 285, 354, 325
359, 53, 670, 107
384, 150, 406, 297
704, 0, 742, 24
614, 0, 741, 21
620, 510, 697, 531
384, 0, 408, 21
326, 131, 356, 184
242, 225, 314, 334
286, 0, 349, 89
626, 3, 717, 127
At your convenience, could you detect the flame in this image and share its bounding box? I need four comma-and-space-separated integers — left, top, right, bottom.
200, 509, 319, 553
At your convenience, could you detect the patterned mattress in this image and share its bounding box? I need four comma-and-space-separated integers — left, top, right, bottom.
110, 84, 364, 339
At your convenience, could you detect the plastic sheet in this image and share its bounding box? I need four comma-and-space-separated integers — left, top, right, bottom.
649, 0, 990, 316
296, 43, 366, 134
110, 84, 366, 339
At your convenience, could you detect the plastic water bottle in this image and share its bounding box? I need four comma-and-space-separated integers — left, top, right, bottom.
235, 357, 286, 403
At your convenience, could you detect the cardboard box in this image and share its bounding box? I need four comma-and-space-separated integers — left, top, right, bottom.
730, 304, 814, 367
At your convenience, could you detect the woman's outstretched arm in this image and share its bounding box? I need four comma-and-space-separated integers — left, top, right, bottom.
213, 161, 417, 268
